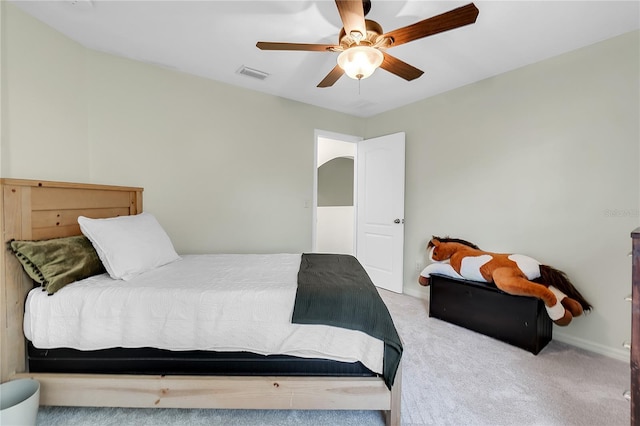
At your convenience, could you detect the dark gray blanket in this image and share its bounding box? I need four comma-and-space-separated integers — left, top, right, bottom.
292, 253, 403, 389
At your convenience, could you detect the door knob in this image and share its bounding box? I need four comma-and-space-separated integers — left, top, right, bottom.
393, 219, 404, 224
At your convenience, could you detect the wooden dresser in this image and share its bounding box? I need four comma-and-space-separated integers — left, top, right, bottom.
631, 228, 640, 425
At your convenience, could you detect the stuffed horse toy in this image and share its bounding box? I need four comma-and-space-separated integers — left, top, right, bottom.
418, 236, 592, 326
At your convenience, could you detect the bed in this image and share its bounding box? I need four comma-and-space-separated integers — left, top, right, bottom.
0, 178, 402, 425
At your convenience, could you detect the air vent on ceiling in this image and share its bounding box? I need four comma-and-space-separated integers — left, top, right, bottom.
236, 66, 270, 81
67, 0, 93, 10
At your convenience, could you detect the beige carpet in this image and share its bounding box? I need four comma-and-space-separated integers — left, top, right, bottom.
36, 289, 630, 425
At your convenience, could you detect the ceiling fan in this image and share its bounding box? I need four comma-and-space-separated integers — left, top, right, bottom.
256, 1, 479, 88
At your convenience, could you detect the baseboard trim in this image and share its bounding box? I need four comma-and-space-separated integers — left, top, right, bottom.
403, 285, 429, 300
553, 331, 630, 363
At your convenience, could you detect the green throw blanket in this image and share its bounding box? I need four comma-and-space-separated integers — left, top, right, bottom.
292, 253, 403, 389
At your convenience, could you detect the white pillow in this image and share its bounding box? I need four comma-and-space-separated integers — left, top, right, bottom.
78, 212, 180, 281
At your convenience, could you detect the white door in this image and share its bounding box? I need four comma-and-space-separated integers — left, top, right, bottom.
356, 132, 405, 293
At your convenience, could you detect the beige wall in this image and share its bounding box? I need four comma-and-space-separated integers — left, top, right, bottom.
2, 3, 88, 182
365, 30, 640, 358
2, 2, 639, 359
1, 3, 364, 255
84, 50, 363, 254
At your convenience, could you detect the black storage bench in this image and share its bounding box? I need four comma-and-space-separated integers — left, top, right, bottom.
429, 274, 552, 354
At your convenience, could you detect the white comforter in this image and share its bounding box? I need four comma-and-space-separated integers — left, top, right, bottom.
24, 254, 384, 374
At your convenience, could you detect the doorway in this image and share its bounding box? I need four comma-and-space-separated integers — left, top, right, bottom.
313, 130, 361, 254
313, 130, 406, 293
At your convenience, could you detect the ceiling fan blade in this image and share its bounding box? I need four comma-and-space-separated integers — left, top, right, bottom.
380, 52, 424, 81
256, 42, 338, 52
383, 3, 479, 48
317, 64, 345, 88
335, 0, 366, 38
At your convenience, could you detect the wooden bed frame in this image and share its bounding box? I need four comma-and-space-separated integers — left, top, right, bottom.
0, 178, 401, 425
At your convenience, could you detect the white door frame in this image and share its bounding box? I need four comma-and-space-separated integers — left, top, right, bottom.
312, 129, 362, 253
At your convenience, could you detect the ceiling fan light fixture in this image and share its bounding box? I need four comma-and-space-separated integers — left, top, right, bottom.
337, 46, 383, 81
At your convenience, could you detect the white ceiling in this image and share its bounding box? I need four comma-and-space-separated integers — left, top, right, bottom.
10, 1, 640, 117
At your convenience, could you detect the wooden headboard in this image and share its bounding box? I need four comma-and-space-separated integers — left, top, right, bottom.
0, 179, 143, 382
